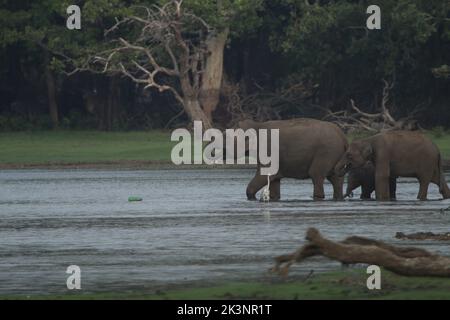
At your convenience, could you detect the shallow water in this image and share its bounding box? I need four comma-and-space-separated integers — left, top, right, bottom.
0, 169, 449, 295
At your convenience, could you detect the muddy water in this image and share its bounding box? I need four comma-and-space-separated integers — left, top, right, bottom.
0, 169, 449, 295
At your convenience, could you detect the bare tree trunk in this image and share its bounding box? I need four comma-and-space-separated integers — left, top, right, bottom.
199, 28, 229, 123
44, 50, 59, 128
183, 98, 213, 129
179, 70, 213, 129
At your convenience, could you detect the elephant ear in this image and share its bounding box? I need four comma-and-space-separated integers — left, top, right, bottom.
361, 143, 374, 161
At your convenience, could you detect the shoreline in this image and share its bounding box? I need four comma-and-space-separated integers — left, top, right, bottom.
1, 159, 449, 171
0, 160, 258, 170
2, 269, 449, 300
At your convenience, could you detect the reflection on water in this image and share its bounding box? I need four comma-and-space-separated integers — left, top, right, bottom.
0, 169, 449, 295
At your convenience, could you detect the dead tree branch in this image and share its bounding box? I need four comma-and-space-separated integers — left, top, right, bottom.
222, 81, 317, 127
271, 228, 450, 278
323, 79, 422, 133
396, 232, 450, 241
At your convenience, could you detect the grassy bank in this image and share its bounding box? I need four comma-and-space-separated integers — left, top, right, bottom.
3, 269, 450, 300
0, 130, 175, 166
0, 130, 450, 168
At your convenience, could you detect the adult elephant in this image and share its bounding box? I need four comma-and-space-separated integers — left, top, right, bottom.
345, 162, 397, 200
232, 118, 348, 201
335, 131, 450, 201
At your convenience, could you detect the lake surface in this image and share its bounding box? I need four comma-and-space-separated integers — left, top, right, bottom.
0, 169, 449, 295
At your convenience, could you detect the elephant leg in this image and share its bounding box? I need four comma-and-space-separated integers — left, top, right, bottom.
308, 160, 327, 200
270, 179, 281, 201
246, 173, 267, 200
345, 173, 361, 198
327, 175, 344, 200
389, 177, 397, 200
431, 175, 450, 199
375, 163, 390, 201
360, 183, 372, 200
417, 175, 431, 201
246, 172, 281, 201
344, 182, 356, 198
311, 176, 325, 200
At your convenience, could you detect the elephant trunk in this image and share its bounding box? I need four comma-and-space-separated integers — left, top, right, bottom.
344, 174, 360, 198
334, 158, 350, 177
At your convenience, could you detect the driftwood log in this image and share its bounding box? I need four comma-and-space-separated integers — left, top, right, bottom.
272, 228, 450, 278
396, 232, 450, 241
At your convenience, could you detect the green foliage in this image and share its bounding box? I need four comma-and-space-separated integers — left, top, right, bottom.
430, 126, 446, 138
274, 0, 441, 79
0, 0, 265, 76
261, 0, 449, 121
183, 0, 263, 35
1, 0, 449, 129
0, 114, 53, 131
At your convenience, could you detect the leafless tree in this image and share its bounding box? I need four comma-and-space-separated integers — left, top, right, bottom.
72, 0, 229, 129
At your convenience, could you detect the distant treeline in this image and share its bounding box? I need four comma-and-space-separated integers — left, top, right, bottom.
0, 0, 449, 131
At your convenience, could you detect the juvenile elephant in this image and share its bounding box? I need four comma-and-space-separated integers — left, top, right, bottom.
335, 131, 450, 201
345, 162, 397, 200
232, 118, 348, 201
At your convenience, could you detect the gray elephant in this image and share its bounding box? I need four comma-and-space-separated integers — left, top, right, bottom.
345, 161, 397, 200
335, 130, 450, 201
231, 118, 348, 201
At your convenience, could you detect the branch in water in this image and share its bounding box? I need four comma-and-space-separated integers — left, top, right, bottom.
271, 228, 450, 278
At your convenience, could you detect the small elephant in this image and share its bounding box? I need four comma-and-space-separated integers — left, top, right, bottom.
335, 131, 450, 201
232, 118, 348, 201
345, 162, 397, 200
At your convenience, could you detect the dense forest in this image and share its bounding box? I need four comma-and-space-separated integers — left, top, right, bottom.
0, 0, 449, 131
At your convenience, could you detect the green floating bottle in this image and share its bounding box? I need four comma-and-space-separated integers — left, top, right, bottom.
128, 196, 143, 202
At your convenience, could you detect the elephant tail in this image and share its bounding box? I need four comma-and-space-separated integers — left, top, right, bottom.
437, 153, 450, 199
